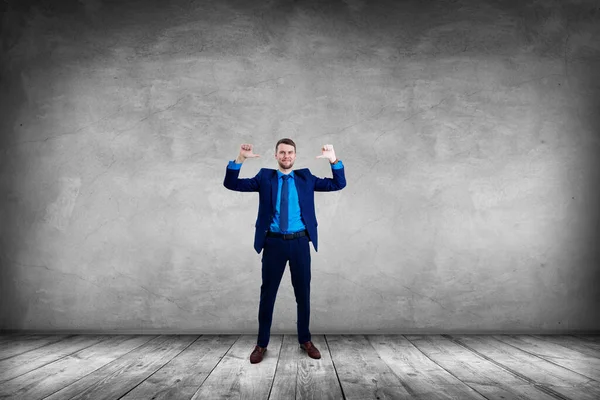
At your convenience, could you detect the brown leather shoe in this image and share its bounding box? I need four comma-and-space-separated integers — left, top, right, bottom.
250, 345, 267, 364
300, 341, 321, 359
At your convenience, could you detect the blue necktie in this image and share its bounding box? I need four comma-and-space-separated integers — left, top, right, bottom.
280, 175, 289, 233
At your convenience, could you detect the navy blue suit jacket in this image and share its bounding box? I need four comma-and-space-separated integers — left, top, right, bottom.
223, 164, 346, 254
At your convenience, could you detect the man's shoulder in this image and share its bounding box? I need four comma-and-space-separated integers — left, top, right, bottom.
293, 168, 312, 180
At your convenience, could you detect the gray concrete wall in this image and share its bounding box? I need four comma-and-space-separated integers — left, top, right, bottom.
1, 0, 599, 333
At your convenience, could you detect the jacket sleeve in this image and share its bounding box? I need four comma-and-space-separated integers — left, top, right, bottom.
223, 162, 261, 192
314, 160, 346, 192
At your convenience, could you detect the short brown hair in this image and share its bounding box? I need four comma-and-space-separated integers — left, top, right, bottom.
275, 138, 296, 153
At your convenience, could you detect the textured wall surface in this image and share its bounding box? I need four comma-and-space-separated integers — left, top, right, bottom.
1, 0, 599, 333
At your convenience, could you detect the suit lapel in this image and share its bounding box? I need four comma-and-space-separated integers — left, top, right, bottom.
294, 170, 305, 214
271, 170, 278, 213
294, 170, 304, 200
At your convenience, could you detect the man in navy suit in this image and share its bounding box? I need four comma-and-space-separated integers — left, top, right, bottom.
223, 138, 346, 363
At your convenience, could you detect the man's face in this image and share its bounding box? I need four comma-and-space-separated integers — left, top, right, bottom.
275, 143, 296, 169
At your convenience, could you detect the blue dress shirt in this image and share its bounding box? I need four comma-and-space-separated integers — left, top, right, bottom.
227, 159, 344, 234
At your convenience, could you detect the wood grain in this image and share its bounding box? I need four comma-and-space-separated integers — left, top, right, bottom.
449, 334, 600, 400
406, 335, 558, 400
44, 335, 197, 400
190, 334, 282, 400
573, 335, 600, 351
326, 334, 411, 399
0, 335, 70, 360
495, 334, 600, 380
368, 334, 485, 400
0, 335, 105, 382
0, 335, 154, 400
534, 334, 600, 355
120, 335, 238, 400
1, 334, 599, 400
269, 334, 343, 400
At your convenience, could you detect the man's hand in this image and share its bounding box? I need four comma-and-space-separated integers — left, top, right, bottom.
237, 144, 260, 163
316, 144, 337, 163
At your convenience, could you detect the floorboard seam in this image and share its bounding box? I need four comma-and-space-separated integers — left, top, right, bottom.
493, 335, 599, 383
0, 335, 75, 362
573, 335, 600, 343
266, 335, 285, 400
366, 335, 425, 399
117, 334, 202, 400
444, 335, 571, 400
323, 335, 346, 400
82, 334, 178, 400
402, 335, 491, 400
189, 334, 241, 400
534, 334, 598, 352
294, 338, 298, 400
39, 334, 162, 400
0, 335, 107, 384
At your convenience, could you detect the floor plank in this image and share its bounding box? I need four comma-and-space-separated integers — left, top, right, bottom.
0, 335, 106, 382
406, 335, 558, 400
572, 335, 600, 351
267, 334, 297, 399
44, 335, 197, 400
533, 334, 600, 355
191, 334, 282, 400
0, 335, 155, 400
297, 335, 344, 400
0, 334, 31, 345
120, 335, 238, 400
449, 334, 600, 400
495, 334, 600, 381
326, 335, 412, 399
0, 334, 598, 400
576, 335, 600, 342
368, 335, 486, 400
269, 334, 343, 400
0, 335, 71, 360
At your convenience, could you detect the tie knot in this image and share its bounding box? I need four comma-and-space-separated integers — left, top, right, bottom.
282, 175, 290, 181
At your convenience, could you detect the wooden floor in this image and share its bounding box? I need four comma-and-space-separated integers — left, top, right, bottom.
0, 334, 599, 399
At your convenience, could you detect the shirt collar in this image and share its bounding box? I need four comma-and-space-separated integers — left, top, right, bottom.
277, 169, 294, 179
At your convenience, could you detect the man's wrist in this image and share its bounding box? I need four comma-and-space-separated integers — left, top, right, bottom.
329, 158, 338, 164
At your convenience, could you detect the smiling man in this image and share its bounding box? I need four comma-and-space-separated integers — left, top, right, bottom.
223, 138, 346, 363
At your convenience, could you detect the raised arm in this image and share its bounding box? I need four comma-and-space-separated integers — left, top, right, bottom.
223, 144, 261, 192
314, 144, 346, 192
